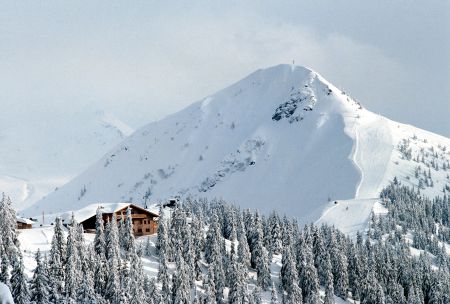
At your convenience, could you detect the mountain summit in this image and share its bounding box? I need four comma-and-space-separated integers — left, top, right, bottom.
25, 64, 450, 228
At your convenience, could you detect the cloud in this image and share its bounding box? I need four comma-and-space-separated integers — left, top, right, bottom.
0, 2, 447, 136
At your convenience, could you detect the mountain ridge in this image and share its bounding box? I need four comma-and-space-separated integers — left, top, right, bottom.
24, 64, 450, 229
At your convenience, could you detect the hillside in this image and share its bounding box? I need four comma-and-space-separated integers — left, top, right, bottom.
0, 110, 133, 211
24, 64, 450, 228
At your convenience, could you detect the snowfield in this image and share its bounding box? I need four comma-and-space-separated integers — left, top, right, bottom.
0, 282, 13, 304
23, 64, 450, 233
0, 110, 133, 211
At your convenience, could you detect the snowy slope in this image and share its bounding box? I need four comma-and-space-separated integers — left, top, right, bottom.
25, 64, 450, 227
0, 110, 133, 211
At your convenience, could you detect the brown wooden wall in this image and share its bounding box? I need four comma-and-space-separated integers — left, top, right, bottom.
81, 206, 158, 236
17, 222, 32, 229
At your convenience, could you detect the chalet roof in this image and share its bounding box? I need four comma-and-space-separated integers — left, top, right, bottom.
16, 217, 34, 225
67, 203, 159, 224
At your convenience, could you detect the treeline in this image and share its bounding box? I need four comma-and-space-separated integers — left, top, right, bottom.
378, 180, 449, 259
0, 182, 449, 304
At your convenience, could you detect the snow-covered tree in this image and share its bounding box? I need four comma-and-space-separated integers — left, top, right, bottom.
329, 232, 348, 299
256, 247, 271, 291
104, 214, 121, 303
298, 241, 320, 304
29, 249, 50, 304
156, 206, 169, 262
0, 249, 11, 288
0, 195, 20, 263
173, 249, 190, 304
94, 207, 106, 256
270, 282, 278, 304
65, 216, 81, 301
323, 252, 335, 304
202, 266, 216, 304
76, 267, 97, 304
10, 252, 29, 304
123, 207, 136, 255
128, 251, 145, 304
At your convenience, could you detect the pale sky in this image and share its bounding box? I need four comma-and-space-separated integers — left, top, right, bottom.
1, 1, 449, 136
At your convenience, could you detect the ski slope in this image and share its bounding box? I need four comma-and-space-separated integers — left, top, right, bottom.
25, 64, 450, 231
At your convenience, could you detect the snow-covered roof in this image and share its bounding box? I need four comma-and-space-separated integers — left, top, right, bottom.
16, 217, 34, 225
63, 202, 158, 224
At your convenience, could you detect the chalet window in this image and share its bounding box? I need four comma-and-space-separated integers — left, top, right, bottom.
138, 228, 142, 233
146, 228, 150, 232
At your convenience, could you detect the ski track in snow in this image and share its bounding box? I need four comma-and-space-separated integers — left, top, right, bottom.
317, 113, 394, 236
23, 64, 450, 237
353, 119, 364, 198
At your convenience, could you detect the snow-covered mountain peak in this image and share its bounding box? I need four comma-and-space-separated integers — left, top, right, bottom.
25, 65, 450, 230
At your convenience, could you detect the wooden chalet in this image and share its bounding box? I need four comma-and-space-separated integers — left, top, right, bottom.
16, 217, 34, 229
73, 203, 159, 236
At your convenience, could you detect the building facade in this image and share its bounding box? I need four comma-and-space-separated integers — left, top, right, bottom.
76, 203, 159, 236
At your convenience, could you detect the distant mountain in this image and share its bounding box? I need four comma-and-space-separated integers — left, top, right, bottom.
25, 65, 450, 227
0, 110, 133, 210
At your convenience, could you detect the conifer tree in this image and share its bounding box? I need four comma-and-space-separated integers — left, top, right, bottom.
128, 251, 145, 304
361, 253, 385, 304
173, 250, 190, 304
407, 284, 421, 304
180, 212, 194, 281
191, 216, 204, 281
143, 276, 157, 304
123, 207, 136, 255
285, 281, 302, 304
252, 286, 262, 304
237, 223, 251, 269
268, 211, 282, 255
104, 214, 121, 303
10, 252, 30, 304
0, 250, 10, 288
192, 284, 200, 304
279, 246, 297, 293
270, 282, 278, 304
144, 236, 152, 257
323, 252, 335, 304
0, 195, 19, 261
330, 232, 348, 299
76, 266, 97, 304
47, 217, 66, 301
94, 207, 106, 256
159, 256, 171, 304
348, 245, 363, 301
65, 218, 81, 301
228, 250, 246, 303
205, 212, 221, 264
313, 228, 328, 285
250, 211, 264, 268
298, 242, 320, 304
256, 247, 271, 291
156, 207, 169, 261
29, 249, 50, 304
203, 265, 216, 304
93, 249, 107, 297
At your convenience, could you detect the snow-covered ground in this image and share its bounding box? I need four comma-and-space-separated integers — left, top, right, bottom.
24, 64, 450, 234
18, 226, 61, 278
17, 226, 351, 303
0, 110, 133, 211
315, 198, 378, 238
0, 282, 14, 304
